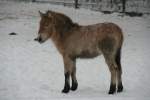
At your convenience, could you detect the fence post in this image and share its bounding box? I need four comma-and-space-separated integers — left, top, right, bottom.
122, 0, 126, 13
110, 0, 113, 8
74, 0, 79, 9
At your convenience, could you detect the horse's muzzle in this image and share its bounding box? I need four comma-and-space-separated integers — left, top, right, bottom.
34, 37, 44, 44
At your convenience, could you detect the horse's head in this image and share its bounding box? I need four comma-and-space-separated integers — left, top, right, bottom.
35, 11, 54, 43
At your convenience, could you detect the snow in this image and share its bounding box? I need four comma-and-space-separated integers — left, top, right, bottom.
0, 1, 150, 100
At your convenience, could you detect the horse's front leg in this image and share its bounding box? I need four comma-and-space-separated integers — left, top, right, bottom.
70, 59, 78, 91
62, 55, 78, 93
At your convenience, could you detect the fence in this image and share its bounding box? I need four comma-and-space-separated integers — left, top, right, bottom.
3, 0, 150, 14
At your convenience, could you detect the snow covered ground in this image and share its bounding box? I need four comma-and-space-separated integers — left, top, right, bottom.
0, 1, 150, 100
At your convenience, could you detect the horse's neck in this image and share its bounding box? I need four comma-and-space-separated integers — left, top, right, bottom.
51, 33, 65, 55
51, 23, 80, 55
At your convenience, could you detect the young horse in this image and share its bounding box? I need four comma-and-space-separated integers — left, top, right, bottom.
35, 10, 124, 94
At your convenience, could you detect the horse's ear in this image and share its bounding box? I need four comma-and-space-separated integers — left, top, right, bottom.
39, 11, 44, 17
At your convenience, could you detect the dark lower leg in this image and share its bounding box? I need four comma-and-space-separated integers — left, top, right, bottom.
117, 82, 123, 92
71, 73, 78, 91
109, 69, 117, 94
109, 82, 116, 94
115, 48, 123, 92
117, 71, 123, 92
62, 72, 70, 93
71, 79, 78, 91
71, 66, 78, 91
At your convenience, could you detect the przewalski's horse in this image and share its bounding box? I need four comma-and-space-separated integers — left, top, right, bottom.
34, 10, 124, 94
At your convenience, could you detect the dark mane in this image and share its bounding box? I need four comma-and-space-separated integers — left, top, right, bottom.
47, 10, 79, 37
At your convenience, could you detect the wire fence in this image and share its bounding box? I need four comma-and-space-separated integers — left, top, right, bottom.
3, 0, 150, 14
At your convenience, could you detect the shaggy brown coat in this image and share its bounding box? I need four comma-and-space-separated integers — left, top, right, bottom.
35, 10, 124, 94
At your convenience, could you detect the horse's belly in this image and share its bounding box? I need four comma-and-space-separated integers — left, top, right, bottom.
66, 35, 102, 58
76, 51, 99, 58
76, 47, 102, 59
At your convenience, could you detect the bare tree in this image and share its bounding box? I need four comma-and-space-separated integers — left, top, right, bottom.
110, 0, 113, 8
74, 0, 79, 9
122, 0, 126, 13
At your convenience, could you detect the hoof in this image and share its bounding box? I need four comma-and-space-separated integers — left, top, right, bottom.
117, 84, 123, 92
62, 84, 70, 93
71, 83, 78, 91
62, 88, 70, 93
108, 90, 116, 94
108, 84, 116, 94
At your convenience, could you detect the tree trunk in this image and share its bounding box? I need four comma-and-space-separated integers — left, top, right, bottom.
74, 0, 79, 9
122, 0, 126, 13
110, 0, 113, 8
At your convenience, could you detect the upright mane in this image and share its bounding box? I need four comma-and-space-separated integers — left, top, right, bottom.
47, 10, 79, 37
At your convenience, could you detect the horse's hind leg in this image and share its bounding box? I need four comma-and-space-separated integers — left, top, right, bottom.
115, 48, 123, 92
100, 37, 118, 94
104, 54, 117, 94
103, 48, 123, 94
